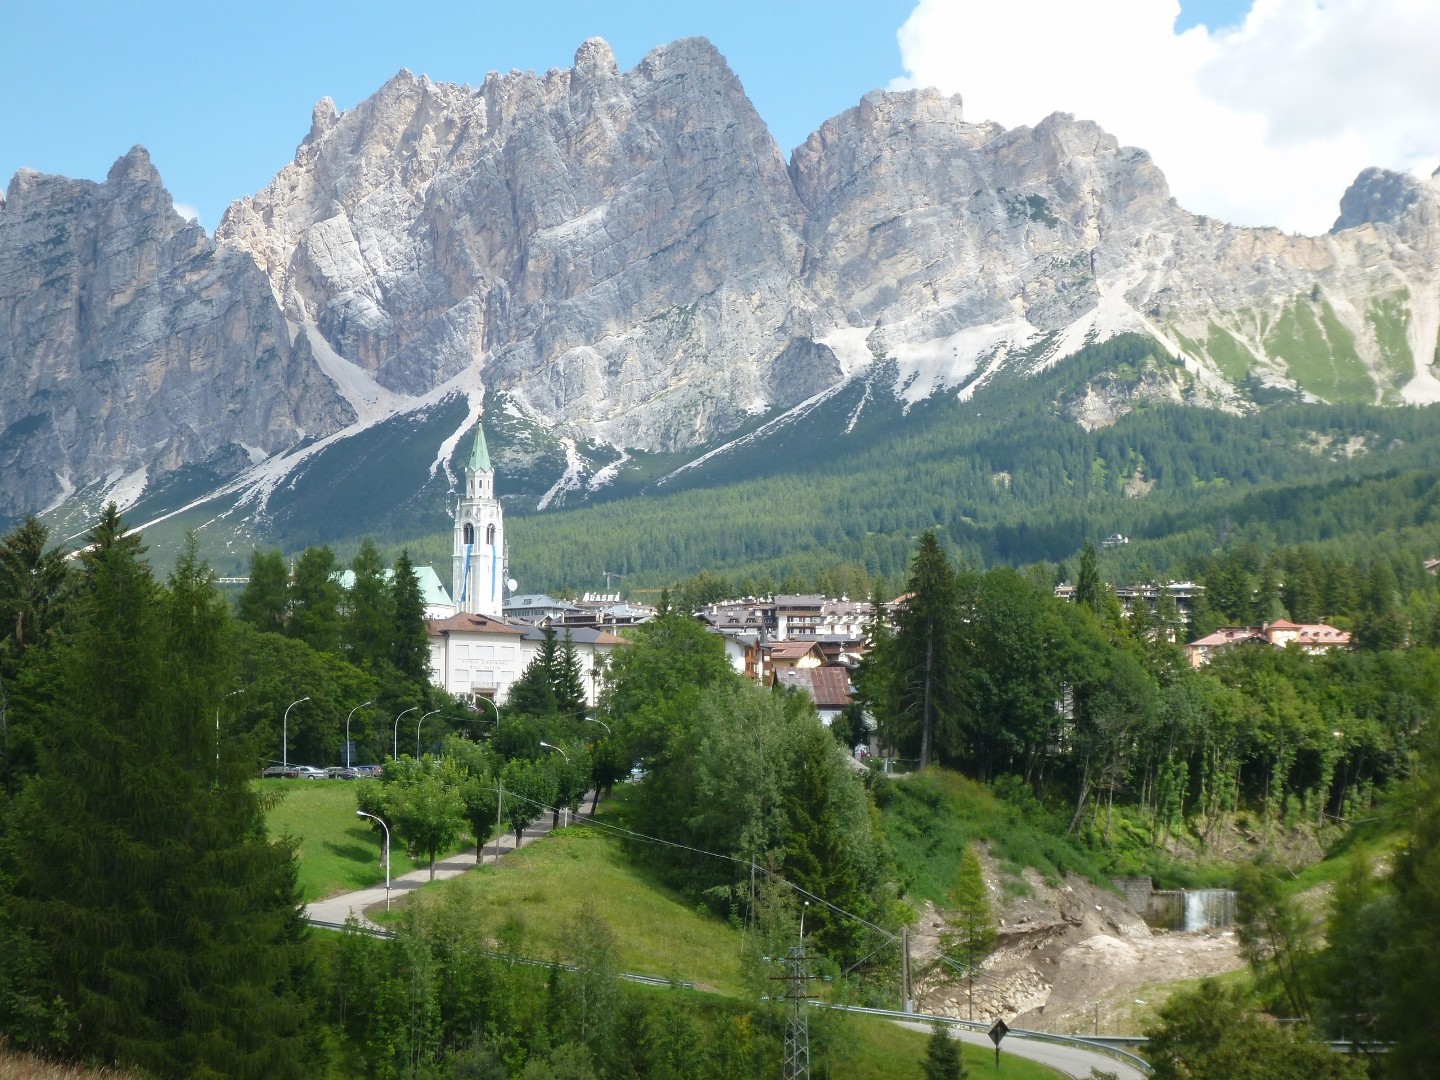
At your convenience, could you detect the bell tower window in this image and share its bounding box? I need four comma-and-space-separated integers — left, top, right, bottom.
463, 523, 475, 545
485, 524, 496, 545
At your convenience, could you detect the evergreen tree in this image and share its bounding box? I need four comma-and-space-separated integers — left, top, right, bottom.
288, 545, 343, 655
390, 550, 431, 683
0, 515, 69, 677
5, 523, 317, 1078
1075, 541, 1105, 615
921, 1022, 966, 1080
884, 531, 970, 768
941, 844, 995, 1022
555, 630, 588, 721
782, 720, 866, 961
345, 539, 393, 670
237, 548, 289, 634
1382, 728, 1440, 1073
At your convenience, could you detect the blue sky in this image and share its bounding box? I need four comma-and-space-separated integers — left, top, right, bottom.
2, 1, 1427, 234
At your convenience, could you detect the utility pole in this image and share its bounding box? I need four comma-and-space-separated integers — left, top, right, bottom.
901, 925, 914, 1013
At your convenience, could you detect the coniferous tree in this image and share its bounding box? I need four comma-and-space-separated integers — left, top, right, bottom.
556, 630, 588, 721
942, 844, 995, 1022
0, 515, 69, 678
921, 1022, 966, 1080
237, 548, 289, 634
390, 550, 431, 683
883, 531, 970, 768
1075, 541, 1105, 615
5, 523, 317, 1078
345, 539, 393, 670
288, 545, 343, 655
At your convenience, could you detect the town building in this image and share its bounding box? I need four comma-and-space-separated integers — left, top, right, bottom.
1184, 620, 1352, 667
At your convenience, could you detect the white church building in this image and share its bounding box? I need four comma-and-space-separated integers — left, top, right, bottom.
425, 420, 623, 706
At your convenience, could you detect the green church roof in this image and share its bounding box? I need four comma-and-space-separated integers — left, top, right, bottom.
468, 420, 491, 473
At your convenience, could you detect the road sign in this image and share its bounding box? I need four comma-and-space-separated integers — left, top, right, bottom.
989, 1018, 1009, 1069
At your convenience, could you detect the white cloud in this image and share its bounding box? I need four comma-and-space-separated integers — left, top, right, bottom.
173, 201, 201, 225
890, 0, 1440, 234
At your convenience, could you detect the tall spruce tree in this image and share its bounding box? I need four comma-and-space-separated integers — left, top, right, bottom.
885, 531, 970, 768
344, 539, 393, 670
0, 515, 69, 678
556, 630, 588, 721
5, 521, 317, 1078
236, 548, 289, 634
288, 545, 343, 655
390, 550, 430, 683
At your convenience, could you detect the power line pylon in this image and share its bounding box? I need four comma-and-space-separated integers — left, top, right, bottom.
773, 944, 816, 1080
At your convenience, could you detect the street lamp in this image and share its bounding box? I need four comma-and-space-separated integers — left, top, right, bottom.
393, 707, 417, 760
470, 695, 500, 724
583, 715, 611, 736
540, 741, 571, 827
355, 810, 391, 909
345, 701, 372, 769
417, 708, 443, 758
283, 696, 309, 768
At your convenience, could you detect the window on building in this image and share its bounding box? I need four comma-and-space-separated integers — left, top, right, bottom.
463, 523, 475, 545
486, 523, 496, 544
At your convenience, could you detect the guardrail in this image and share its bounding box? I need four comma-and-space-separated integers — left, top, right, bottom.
816, 1004, 1154, 1075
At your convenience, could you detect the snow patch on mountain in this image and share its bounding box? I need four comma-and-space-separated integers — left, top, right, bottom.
536, 439, 586, 510
299, 319, 409, 424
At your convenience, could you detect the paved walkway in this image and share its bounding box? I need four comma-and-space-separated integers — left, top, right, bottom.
306, 807, 583, 927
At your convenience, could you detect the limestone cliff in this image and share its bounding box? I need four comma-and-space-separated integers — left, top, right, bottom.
3, 36, 1438, 526
0, 147, 351, 522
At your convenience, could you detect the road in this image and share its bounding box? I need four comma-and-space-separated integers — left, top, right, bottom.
894, 1019, 1149, 1080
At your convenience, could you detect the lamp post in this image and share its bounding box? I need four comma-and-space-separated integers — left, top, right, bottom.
540, 741, 571, 827
355, 810, 391, 909
283, 696, 309, 769
417, 709, 443, 759
471, 695, 500, 724
345, 701, 372, 769
393, 707, 417, 760
583, 715, 611, 736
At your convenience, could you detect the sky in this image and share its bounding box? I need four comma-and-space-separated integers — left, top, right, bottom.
1, 1, 1434, 235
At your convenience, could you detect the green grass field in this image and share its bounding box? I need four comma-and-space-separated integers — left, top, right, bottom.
259, 778, 465, 901
400, 822, 751, 995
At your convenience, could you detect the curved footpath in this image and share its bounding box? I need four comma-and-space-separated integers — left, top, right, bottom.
305, 811, 561, 927
306, 812, 1147, 1079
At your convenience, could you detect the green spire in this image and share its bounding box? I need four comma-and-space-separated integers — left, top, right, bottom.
468, 419, 491, 473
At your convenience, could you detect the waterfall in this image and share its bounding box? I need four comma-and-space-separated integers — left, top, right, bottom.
1183, 889, 1236, 931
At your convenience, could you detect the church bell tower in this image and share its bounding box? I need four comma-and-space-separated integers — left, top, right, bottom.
452, 420, 506, 618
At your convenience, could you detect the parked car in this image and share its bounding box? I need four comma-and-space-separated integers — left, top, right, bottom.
260, 765, 298, 779
326, 767, 359, 780
293, 766, 327, 780
354, 764, 384, 778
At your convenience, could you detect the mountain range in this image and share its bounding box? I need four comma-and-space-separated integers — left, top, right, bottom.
2, 35, 1437, 560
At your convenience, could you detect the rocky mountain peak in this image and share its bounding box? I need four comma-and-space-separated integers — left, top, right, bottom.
573, 36, 619, 81
1332, 165, 1438, 233
105, 144, 162, 186
304, 97, 341, 146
